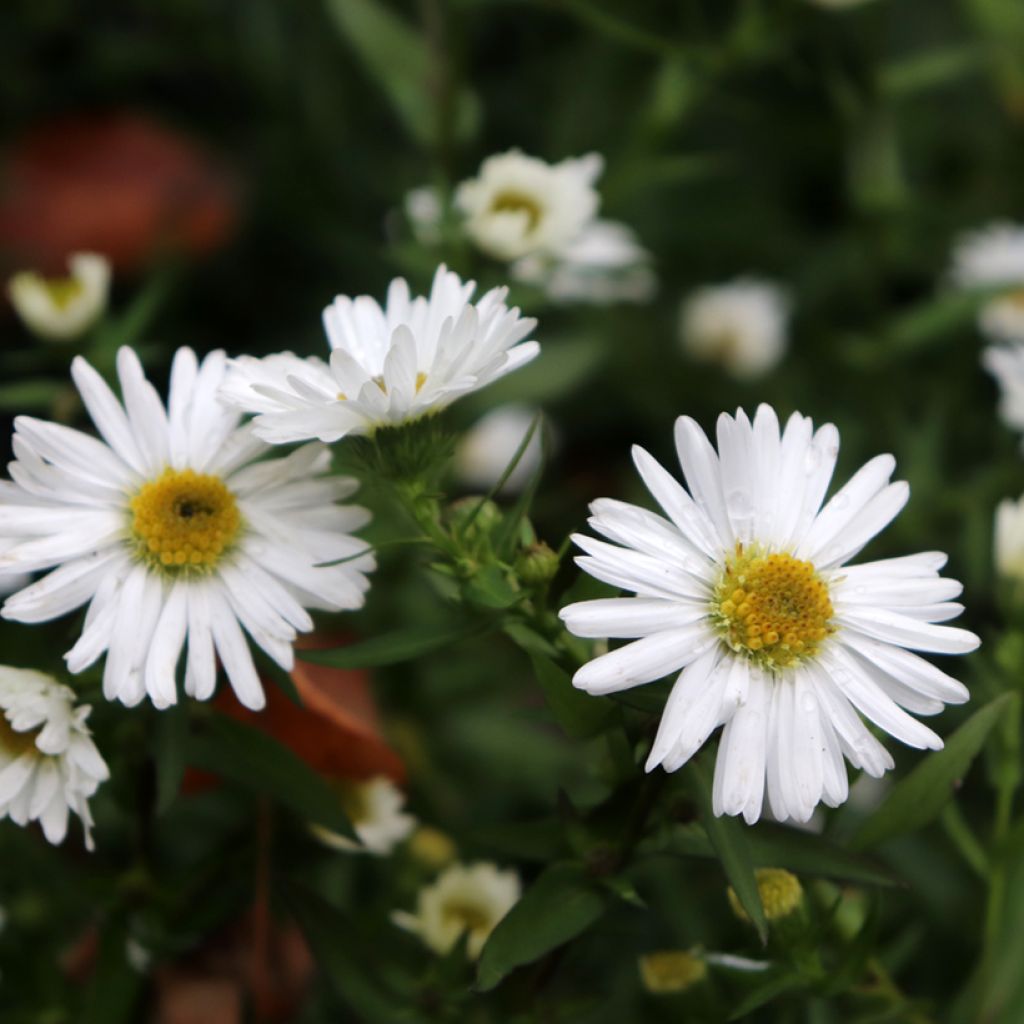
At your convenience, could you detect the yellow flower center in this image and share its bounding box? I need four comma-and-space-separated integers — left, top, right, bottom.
728, 868, 804, 923
338, 372, 427, 403
442, 899, 493, 934
638, 951, 707, 994
711, 544, 833, 670
490, 190, 543, 231
0, 714, 40, 759
130, 468, 241, 573
41, 275, 85, 310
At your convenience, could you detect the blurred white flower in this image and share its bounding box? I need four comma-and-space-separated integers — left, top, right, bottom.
979, 294, 1024, 345
404, 186, 444, 246
312, 776, 416, 856
0, 347, 374, 711
680, 279, 790, 379
951, 222, 1024, 288
513, 220, 656, 305
983, 344, 1024, 441
455, 405, 545, 495
392, 861, 520, 959
995, 494, 1024, 581
221, 266, 539, 445
7, 252, 111, 343
560, 405, 978, 824
455, 149, 602, 262
0, 667, 108, 849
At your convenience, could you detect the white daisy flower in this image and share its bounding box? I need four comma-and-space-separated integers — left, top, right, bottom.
0, 667, 109, 849
559, 406, 979, 825
392, 861, 521, 959
455, 405, 545, 495
0, 346, 374, 711
7, 252, 111, 343
220, 266, 539, 446
454, 149, 602, 263
680, 279, 790, 379
311, 775, 416, 856
995, 494, 1024, 582
513, 220, 657, 306
983, 344, 1024, 441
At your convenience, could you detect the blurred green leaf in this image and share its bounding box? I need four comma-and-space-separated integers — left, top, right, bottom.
688, 759, 767, 943
0, 379, 66, 412
464, 565, 522, 609
476, 861, 609, 991
187, 714, 356, 838
853, 693, 1016, 850
728, 970, 809, 1020
655, 822, 900, 888
530, 653, 615, 739
155, 701, 189, 814
298, 619, 489, 668
289, 886, 416, 1023
324, 0, 477, 147
79, 921, 143, 1024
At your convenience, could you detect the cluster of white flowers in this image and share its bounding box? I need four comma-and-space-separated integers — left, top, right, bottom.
406, 149, 655, 306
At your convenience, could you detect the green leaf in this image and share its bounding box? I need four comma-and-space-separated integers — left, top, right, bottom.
530, 653, 614, 739
464, 565, 523, 609
476, 862, 609, 992
728, 970, 809, 1020
853, 693, 1017, 850
187, 714, 356, 839
688, 759, 767, 943
654, 822, 900, 888
298, 620, 489, 669
324, 0, 477, 148
155, 701, 189, 814
0, 379, 66, 412
288, 885, 416, 1023
79, 921, 144, 1024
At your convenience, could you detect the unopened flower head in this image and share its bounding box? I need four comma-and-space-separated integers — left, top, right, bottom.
0, 346, 374, 711
638, 950, 707, 994
392, 861, 520, 959
680, 279, 790, 379
8, 252, 111, 342
0, 667, 109, 849
455, 149, 602, 263
560, 405, 978, 824
220, 266, 539, 445
312, 776, 416, 856
728, 868, 803, 923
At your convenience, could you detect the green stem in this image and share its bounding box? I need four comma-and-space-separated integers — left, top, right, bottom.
940, 802, 989, 879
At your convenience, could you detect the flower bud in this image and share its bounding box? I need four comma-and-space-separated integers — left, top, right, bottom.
517, 542, 560, 586
638, 950, 707, 994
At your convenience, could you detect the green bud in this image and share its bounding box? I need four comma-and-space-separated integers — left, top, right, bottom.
517, 542, 559, 586
446, 496, 502, 537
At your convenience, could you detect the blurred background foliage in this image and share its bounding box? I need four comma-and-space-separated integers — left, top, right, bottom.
1, 0, 1024, 1021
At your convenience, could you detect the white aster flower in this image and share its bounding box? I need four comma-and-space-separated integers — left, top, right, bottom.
312, 776, 416, 856
404, 186, 444, 246
0, 346, 374, 711
220, 266, 539, 445
392, 861, 520, 959
454, 149, 602, 263
559, 405, 978, 825
995, 494, 1024, 582
983, 344, 1024, 442
0, 667, 108, 849
7, 252, 111, 343
680, 279, 790, 379
513, 220, 656, 306
455, 405, 545, 495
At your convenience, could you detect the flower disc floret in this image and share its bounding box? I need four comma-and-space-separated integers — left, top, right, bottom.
130, 468, 241, 572
711, 544, 833, 670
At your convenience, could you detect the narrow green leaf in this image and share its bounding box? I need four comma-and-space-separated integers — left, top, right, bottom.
80, 921, 144, 1024
476, 862, 609, 992
853, 693, 1017, 850
288, 886, 415, 1023
464, 565, 523, 609
530, 653, 614, 739
502, 621, 559, 658
155, 701, 189, 814
187, 714, 355, 838
298, 620, 489, 669
728, 970, 809, 1020
655, 822, 900, 888
0, 379, 65, 412
688, 760, 767, 943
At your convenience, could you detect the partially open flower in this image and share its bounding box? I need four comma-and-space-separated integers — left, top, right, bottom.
638, 950, 707, 994
8, 252, 110, 342
0, 667, 108, 849
392, 861, 520, 959
311, 776, 415, 855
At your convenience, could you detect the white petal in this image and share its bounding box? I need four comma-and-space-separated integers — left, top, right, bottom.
560, 598, 706, 639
